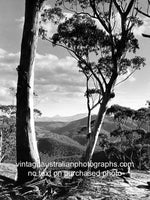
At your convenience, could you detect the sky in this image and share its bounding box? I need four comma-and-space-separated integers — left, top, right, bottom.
0, 0, 150, 117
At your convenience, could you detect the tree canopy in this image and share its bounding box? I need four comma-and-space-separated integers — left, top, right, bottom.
40, 0, 146, 162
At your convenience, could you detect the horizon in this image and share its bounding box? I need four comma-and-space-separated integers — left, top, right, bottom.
0, 102, 149, 118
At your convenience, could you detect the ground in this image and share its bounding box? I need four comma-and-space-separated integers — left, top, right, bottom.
0, 164, 150, 200
59, 171, 150, 200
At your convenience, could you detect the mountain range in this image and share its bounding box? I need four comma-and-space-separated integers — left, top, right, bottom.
36, 113, 88, 122
34, 110, 141, 165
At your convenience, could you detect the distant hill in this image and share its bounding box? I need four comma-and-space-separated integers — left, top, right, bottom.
50, 115, 137, 145
36, 113, 88, 122
35, 113, 138, 160
35, 115, 115, 147
53, 115, 96, 135
38, 131, 84, 162
35, 121, 67, 137
48, 115, 111, 146
53, 115, 137, 135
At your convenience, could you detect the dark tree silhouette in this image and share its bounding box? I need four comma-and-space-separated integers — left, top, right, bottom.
42, 0, 145, 163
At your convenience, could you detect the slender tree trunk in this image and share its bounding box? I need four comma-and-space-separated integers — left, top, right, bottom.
87, 91, 92, 139
16, 0, 44, 183
84, 95, 110, 162
86, 76, 92, 139
87, 110, 92, 136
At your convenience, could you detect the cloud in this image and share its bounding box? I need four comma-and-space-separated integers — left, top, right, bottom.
0, 47, 85, 106
0, 84, 15, 105
128, 76, 136, 82
0, 48, 18, 104
35, 53, 85, 97
0, 46, 139, 108
16, 16, 24, 29
0, 48, 19, 74
0, 48, 7, 55
40, 20, 58, 37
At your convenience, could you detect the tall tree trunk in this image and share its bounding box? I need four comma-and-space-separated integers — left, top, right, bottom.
86, 110, 92, 140
87, 109, 92, 136
16, 0, 44, 184
86, 76, 92, 138
84, 95, 110, 162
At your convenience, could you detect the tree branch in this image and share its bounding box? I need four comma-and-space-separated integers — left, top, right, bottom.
89, 0, 109, 33
74, 11, 97, 19
136, 7, 150, 18
44, 37, 105, 95
91, 98, 102, 110
113, 0, 123, 15
61, 0, 97, 20
77, 56, 105, 95
44, 37, 79, 58
142, 33, 150, 38
97, 68, 107, 88
125, 0, 136, 17
108, 0, 113, 21
115, 69, 137, 87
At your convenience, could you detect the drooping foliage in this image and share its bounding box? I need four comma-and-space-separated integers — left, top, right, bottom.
40, 0, 146, 162
51, 13, 145, 82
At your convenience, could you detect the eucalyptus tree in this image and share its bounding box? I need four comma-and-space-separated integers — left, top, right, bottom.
107, 104, 150, 169
42, 0, 145, 163
107, 104, 134, 129
16, 0, 47, 183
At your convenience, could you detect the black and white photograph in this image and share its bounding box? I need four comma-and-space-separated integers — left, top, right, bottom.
0, 0, 150, 199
